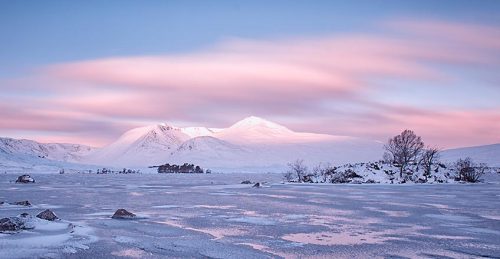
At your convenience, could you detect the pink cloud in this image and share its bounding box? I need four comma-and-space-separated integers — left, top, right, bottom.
289, 107, 500, 148
387, 19, 500, 50
2, 19, 500, 147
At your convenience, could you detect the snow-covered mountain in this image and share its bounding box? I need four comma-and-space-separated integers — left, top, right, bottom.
79, 116, 385, 171
0, 137, 94, 162
169, 136, 251, 168
214, 116, 340, 144
1, 116, 499, 173
441, 143, 500, 167
0, 137, 97, 173
84, 123, 191, 166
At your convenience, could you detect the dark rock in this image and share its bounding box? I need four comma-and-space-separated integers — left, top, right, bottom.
0, 217, 23, 232
112, 209, 136, 219
241, 180, 252, 184
252, 182, 261, 188
0, 215, 34, 232
10, 200, 32, 206
36, 209, 59, 221
19, 213, 30, 218
15, 174, 35, 183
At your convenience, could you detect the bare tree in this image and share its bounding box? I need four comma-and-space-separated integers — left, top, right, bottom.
420, 146, 440, 181
312, 163, 336, 183
285, 159, 308, 182
384, 129, 424, 178
455, 157, 487, 183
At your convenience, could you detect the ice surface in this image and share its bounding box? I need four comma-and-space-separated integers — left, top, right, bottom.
1, 172, 499, 258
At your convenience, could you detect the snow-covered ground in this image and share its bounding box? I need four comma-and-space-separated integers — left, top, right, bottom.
1, 173, 499, 258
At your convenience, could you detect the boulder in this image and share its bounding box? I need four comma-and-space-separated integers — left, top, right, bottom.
0, 214, 35, 232
10, 200, 32, 206
0, 217, 24, 232
252, 182, 261, 188
112, 209, 136, 219
15, 174, 35, 183
36, 209, 59, 221
241, 180, 253, 184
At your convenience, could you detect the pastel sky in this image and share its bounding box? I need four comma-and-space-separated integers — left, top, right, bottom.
1, 0, 499, 148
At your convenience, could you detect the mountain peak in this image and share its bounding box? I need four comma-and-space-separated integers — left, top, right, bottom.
230, 116, 289, 131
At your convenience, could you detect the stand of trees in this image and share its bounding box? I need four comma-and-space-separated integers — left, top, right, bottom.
157, 163, 204, 174
282, 129, 489, 184
384, 129, 486, 183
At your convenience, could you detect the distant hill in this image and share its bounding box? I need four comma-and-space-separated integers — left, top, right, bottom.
441, 143, 500, 167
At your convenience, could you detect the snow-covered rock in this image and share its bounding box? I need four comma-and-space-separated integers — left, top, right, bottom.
111, 209, 136, 219
36, 209, 59, 221
10, 200, 32, 207
0, 213, 35, 232
15, 175, 35, 183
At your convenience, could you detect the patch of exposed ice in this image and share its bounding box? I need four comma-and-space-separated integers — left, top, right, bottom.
111, 248, 150, 258
157, 219, 246, 239
282, 226, 426, 246
479, 213, 500, 221
152, 205, 181, 209
191, 205, 236, 209
425, 214, 475, 222
465, 227, 500, 235
114, 235, 137, 244
227, 216, 276, 225
363, 207, 410, 218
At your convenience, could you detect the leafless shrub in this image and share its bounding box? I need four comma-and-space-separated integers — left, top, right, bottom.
284, 159, 308, 182
454, 157, 486, 183
420, 147, 440, 181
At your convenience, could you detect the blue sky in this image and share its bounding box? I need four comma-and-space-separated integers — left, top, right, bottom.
2, 0, 499, 73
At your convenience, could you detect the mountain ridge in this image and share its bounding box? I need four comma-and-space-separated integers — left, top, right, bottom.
1, 116, 499, 172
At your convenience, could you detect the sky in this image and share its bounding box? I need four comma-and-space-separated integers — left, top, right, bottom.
1, 0, 500, 148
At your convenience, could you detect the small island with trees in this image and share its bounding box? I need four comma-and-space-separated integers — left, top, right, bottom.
153, 163, 208, 174
283, 129, 490, 184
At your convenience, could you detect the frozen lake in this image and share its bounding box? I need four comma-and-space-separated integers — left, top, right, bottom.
1, 173, 499, 258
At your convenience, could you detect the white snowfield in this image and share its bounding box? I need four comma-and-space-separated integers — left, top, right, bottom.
0, 116, 499, 173
1, 173, 499, 258
440, 143, 500, 167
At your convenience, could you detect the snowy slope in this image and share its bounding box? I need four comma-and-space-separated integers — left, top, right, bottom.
441, 143, 500, 167
214, 116, 340, 144
169, 136, 251, 168
0, 137, 101, 173
165, 117, 384, 171
0, 137, 95, 163
84, 123, 191, 167
180, 127, 215, 138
